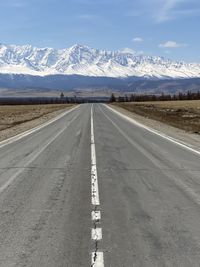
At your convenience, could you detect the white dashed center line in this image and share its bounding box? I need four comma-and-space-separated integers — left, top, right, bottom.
90, 105, 104, 267
91, 211, 101, 221
91, 252, 104, 267
91, 228, 102, 241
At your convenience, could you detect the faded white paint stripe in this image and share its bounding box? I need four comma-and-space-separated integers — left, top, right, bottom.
91, 105, 104, 267
91, 143, 96, 166
0, 105, 79, 149
105, 104, 200, 156
91, 211, 101, 221
91, 106, 100, 205
91, 252, 104, 267
91, 165, 100, 205
91, 228, 102, 241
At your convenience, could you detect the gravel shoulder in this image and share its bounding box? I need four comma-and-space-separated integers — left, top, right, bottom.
110, 104, 200, 151
0, 104, 75, 142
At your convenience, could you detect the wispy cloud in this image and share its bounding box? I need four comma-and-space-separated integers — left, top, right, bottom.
132, 37, 143, 42
159, 40, 188, 48
127, 0, 200, 23
156, 0, 200, 23
156, 0, 183, 23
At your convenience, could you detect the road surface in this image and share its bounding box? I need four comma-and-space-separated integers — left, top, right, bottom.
0, 103, 199, 267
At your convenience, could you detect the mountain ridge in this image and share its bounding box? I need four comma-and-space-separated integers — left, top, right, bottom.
1, 73, 200, 96
0, 43, 200, 79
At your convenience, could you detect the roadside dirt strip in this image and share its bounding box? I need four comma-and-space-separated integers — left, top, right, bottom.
91, 105, 104, 267
0, 104, 74, 142
0, 105, 79, 149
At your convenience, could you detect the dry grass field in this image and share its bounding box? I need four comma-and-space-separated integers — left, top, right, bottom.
114, 100, 200, 133
0, 104, 73, 132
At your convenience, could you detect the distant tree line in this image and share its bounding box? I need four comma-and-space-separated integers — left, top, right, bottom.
0, 96, 79, 105
109, 91, 200, 103
0, 92, 108, 105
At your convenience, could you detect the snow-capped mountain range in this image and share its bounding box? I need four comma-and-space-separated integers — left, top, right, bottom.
0, 43, 200, 79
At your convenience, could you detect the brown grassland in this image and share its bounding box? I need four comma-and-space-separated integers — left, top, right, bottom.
0, 104, 73, 132
113, 100, 200, 134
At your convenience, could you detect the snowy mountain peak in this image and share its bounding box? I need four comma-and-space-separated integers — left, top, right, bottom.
0, 43, 200, 79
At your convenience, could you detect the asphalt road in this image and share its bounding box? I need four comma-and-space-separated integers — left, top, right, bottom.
0, 103, 200, 267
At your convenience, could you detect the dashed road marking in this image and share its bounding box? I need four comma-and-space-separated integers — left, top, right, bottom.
91, 228, 102, 241
91, 165, 100, 206
90, 105, 104, 267
91, 252, 104, 267
91, 211, 101, 221
91, 106, 100, 206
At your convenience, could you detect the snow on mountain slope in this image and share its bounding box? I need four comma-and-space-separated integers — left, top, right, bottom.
0, 43, 200, 78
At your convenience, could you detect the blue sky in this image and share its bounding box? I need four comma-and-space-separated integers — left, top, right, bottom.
0, 0, 199, 62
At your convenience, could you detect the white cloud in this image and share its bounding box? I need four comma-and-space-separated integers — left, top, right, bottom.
159, 41, 188, 48
121, 47, 136, 54
121, 48, 144, 55
132, 37, 143, 42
